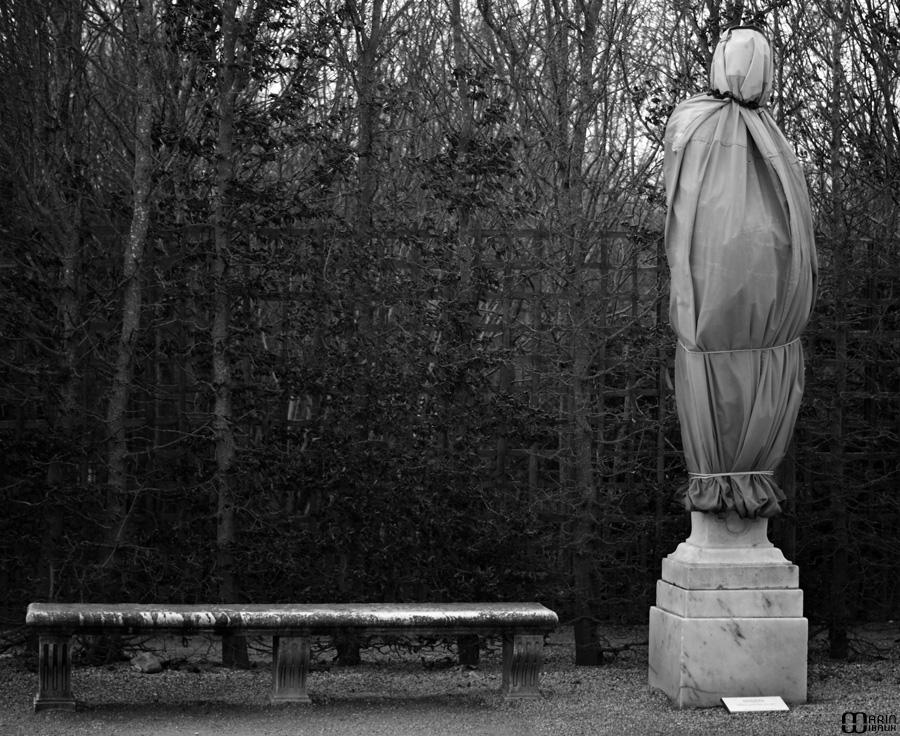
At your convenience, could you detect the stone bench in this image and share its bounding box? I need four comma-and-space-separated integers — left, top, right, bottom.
26, 602, 558, 712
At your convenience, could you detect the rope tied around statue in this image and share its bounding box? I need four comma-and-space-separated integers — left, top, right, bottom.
706, 87, 762, 110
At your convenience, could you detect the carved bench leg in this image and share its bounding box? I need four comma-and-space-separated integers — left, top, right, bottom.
270, 636, 311, 704
501, 633, 544, 699
34, 635, 76, 713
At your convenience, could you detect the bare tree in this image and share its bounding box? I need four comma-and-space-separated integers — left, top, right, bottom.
103, 0, 157, 589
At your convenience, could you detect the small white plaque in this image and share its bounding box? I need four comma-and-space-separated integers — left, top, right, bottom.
721, 696, 789, 713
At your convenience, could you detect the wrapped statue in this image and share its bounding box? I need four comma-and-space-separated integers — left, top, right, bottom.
664, 25, 818, 518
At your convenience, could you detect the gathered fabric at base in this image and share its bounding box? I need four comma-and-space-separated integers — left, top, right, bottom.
673, 339, 804, 519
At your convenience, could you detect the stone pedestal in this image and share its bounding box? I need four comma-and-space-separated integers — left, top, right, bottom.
648, 512, 807, 708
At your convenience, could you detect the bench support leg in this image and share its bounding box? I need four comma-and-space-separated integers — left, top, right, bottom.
222, 633, 251, 669
34, 635, 76, 713
457, 635, 479, 666
270, 636, 311, 704
501, 633, 544, 699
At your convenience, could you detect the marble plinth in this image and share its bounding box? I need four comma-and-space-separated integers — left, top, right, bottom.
655, 580, 803, 618
648, 512, 808, 709
649, 607, 808, 708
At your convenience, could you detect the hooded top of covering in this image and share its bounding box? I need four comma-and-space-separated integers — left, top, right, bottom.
709, 25, 773, 106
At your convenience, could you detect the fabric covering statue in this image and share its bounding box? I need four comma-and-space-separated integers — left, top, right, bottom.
664, 26, 818, 518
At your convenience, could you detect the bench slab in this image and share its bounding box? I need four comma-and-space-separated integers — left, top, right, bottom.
26, 602, 557, 635
26, 602, 557, 710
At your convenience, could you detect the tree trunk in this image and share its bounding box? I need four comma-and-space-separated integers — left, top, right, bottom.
43, 224, 80, 602
102, 0, 155, 595
553, 0, 603, 666
827, 0, 851, 660
450, 0, 474, 238
214, 0, 248, 668
352, 0, 383, 238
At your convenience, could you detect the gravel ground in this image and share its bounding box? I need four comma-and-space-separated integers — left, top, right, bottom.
1, 624, 898, 736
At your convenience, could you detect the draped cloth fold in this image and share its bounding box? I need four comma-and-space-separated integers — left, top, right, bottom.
664, 27, 817, 518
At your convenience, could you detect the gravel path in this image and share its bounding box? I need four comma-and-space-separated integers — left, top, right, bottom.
1, 624, 898, 735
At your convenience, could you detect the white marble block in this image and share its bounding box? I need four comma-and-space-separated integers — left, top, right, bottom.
655, 580, 804, 618
649, 606, 808, 708
648, 512, 808, 709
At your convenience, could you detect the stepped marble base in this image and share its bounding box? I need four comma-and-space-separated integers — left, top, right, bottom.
648, 512, 808, 709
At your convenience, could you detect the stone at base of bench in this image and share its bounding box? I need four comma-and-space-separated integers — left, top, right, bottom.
31, 633, 548, 709
34, 636, 76, 713
269, 636, 312, 704
501, 633, 544, 699
264, 632, 547, 704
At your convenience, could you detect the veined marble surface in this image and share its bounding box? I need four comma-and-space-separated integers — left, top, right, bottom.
655, 580, 803, 618
649, 511, 807, 708
661, 556, 799, 590
649, 606, 808, 708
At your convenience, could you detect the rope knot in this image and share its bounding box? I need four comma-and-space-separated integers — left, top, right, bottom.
707, 88, 761, 110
